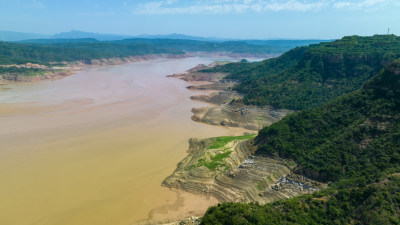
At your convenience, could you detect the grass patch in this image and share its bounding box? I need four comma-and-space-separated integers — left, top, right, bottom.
265, 176, 274, 184
194, 151, 233, 171
189, 134, 255, 171
211, 151, 232, 162
49, 62, 67, 67
208, 134, 255, 150
257, 181, 265, 191
0, 67, 47, 77
203, 151, 232, 170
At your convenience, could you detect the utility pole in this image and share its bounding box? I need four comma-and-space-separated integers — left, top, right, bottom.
388, 28, 390, 35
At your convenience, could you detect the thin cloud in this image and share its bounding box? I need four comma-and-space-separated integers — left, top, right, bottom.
132, 0, 393, 15
333, 0, 388, 9
133, 0, 328, 14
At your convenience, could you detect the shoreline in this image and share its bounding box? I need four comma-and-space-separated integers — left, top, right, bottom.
0, 54, 186, 82
0, 52, 273, 83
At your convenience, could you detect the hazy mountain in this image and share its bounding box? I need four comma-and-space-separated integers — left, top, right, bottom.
134, 33, 228, 42
17, 38, 101, 44
0, 31, 51, 42
51, 30, 132, 41
53, 31, 227, 42
0, 30, 227, 42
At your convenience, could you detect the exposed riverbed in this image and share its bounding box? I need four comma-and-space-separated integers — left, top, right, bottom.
0, 58, 236, 225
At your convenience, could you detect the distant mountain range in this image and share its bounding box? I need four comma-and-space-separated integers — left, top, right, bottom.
51, 30, 132, 41
0, 30, 230, 42
0, 31, 51, 41
0, 30, 327, 43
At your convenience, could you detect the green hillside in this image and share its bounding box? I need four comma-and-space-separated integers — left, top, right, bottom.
0, 41, 182, 65
202, 174, 400, 225
255, 59, 400, 183
225, 35, 400, 110
200, 58, 400, 225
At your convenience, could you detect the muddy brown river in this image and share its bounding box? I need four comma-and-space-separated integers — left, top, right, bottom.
0, 58, 232, 225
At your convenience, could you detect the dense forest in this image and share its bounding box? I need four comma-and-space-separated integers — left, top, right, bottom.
219, 35, 400, 110
202, 174, 400, 225
0, 41, 183, 65
201, 59, 400, 224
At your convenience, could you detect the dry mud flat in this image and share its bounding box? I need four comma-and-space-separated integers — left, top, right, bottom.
163, 137, 325, 205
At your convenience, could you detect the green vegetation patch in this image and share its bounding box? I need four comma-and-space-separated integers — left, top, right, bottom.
192, 151, 232, 171
0, 41, 183, 65
207, 134, 255, 150
256, 181, 265, 191
0, 66, 47, 76
254, 60, 400, 183
191, 134, 255, 171
216, 35, 400, 110
201, 174, 400, 225
201, 151, 232, 171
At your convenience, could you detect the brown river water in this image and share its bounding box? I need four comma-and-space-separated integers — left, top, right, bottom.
0, 58, 233, 225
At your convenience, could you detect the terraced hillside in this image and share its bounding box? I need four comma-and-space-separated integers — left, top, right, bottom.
163, 135, 324, 205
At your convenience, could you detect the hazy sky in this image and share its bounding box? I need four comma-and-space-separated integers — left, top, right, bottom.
0, 0, 399, 39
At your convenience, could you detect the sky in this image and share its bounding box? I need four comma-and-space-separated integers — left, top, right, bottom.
0, 0, 399, 39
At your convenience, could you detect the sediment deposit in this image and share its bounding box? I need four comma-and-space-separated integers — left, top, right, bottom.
163, 137, 324, 205
191, 94, 292, 131
168, 62, 293, 131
